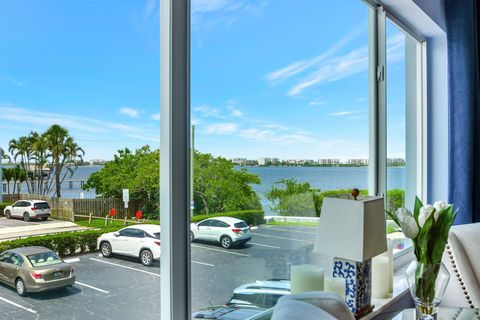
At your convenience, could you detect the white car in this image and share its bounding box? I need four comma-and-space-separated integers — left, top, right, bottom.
190, 217, 251, 249
3, 200, 51, 222
227, 279, 291, 308
97, 224, 161, 266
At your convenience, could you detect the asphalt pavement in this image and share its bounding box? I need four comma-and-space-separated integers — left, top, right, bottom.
0, 225, 318, 319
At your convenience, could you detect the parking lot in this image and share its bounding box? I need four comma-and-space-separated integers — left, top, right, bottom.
0, 225, 317, 319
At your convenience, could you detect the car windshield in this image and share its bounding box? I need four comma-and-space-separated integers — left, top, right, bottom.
27, 252, 62, 267
234, 222, 248, 228
34, 202, 50, 209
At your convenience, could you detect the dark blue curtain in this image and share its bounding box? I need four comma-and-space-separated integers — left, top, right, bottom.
446, 0, 480, 224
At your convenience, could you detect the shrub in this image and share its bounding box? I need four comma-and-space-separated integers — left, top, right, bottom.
191, 210, 264, 226
0, 202, 13, 215
386, 189, 406, 213
0, 227, 121, 257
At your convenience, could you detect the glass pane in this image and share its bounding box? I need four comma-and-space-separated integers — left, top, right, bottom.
386, 20, 407, 215
0, 1, 160, 319
191, 0, 370, 317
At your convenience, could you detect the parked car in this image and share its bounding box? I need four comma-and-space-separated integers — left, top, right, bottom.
190, 217, 251, 249
192, 280, 290, 319
0, 246, 75, 296
192, 303, 269, 320
97, 224, 161, 266
3, 200, 51, 222
226, 279, 291, 308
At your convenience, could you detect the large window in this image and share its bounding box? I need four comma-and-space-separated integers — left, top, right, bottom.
161, 1, 426, 319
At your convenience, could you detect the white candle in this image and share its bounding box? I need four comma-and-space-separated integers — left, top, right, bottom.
372, 256, 390, 298
324, 277, 346, 299
291, 265, 324, 294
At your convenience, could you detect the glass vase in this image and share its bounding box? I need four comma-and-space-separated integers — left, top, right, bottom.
405, 261, 450, 320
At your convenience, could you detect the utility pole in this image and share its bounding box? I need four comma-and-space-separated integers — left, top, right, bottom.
190, 125, 195, 217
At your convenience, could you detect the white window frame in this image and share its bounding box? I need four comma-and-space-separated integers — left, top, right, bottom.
160, 1, 431, 319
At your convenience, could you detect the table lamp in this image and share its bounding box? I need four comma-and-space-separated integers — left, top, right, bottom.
314, 190, 387, 318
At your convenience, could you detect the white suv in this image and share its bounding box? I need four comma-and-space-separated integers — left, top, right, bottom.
97, 224, 161, 266
4, 200, 51, 221
190, 217, 251, 249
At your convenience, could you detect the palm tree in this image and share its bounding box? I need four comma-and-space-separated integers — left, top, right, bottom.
9, 136, 33, 193
3, 168, 13, 194
31, 132, 50, 195
45, 125, 84, 197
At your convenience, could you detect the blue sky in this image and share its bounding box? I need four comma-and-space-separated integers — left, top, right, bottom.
0, 0, 405, 161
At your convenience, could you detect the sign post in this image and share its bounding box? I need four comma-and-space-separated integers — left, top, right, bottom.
122, 189, 129, 218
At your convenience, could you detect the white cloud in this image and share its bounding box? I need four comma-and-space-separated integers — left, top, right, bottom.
288, 46, 368, 96
309, 101, 326, 107
194, 105, 222, 118
266, 29, 404, 97
329, 111, 354, 116
0, 104, 159, 143
151, 113, 160, 121
205, 123, 238, 135
119, 107, 139, 118
266, 24, 366, 85
231, 109, 243, 117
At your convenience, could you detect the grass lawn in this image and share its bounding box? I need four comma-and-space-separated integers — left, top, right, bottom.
265, 221, 319, 227
76, 218, 160, 229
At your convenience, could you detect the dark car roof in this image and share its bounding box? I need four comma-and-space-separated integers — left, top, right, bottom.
8, 246, 53, 256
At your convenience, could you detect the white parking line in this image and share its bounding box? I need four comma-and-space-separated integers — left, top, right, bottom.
89, 258, 161, 277
192, 260, 215, 267
251, 232, 307, 242
249, 242, 281, 249
261, 227, 317, 235
76, 281, 110, 294
0, 296, 37, 314
64, 258, 80, 263
191, 244, 250, 257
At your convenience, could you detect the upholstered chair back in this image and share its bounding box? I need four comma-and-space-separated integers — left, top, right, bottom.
441, 223, 480, 308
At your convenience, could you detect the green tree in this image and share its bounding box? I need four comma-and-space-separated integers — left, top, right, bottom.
45, 125, 84, 197
83, 146, 160, 218
266, 178, 322, 217
193, 152, 261, 215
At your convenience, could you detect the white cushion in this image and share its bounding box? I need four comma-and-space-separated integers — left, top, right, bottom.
272, 292, 354, 320
441, 223, 480, 308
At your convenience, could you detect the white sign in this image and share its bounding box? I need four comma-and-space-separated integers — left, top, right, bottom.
122, 189, 129, 202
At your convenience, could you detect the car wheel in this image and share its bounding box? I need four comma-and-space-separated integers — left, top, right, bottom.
41, 217, 48, 221
23, 212, 30, 222
190, 231, 195, 242
220, 236, 232, 249
140, 249, 153, 266
16, 278, 27, 297
100, 242, 112, 257
4, 210, 11, 219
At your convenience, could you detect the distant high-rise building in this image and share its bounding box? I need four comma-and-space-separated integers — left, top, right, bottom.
258, 158, 280, 166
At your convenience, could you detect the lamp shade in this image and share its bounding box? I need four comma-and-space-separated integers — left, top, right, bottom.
314, 195, 387, 262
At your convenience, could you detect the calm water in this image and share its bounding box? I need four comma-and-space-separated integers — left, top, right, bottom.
3, 165, 405, 214
242, 166, 406, 215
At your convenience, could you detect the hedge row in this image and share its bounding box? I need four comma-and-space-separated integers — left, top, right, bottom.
191, 210, 264, 226
0, 202, 13, 214
0, 227, 120, 257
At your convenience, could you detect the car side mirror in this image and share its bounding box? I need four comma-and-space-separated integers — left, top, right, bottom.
114, 232, 119, 237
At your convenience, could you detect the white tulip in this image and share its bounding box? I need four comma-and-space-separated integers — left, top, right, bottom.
395, 207, 411, 222
433, 201, 449, 221
418, 204, 435, 227
400, 215, 419, 239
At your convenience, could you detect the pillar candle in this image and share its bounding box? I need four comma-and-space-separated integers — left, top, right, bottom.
291, 265, 324, 294
372, 256, 390, 298
324, 277, 346, 299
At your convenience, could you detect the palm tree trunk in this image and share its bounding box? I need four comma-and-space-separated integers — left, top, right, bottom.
55, 163, 61, 198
